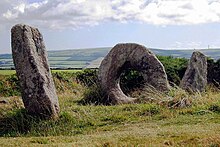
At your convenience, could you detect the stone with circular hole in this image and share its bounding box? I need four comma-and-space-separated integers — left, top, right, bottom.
98, 43, 170, 104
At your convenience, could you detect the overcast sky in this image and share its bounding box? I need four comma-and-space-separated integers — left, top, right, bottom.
1, 0, 220, 53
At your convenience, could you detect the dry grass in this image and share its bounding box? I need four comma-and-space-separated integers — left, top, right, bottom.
132, 85, 220, 108
0, 96, 23, 117
0, 83, 220, 146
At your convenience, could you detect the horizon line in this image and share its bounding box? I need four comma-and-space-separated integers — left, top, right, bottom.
1, 46, 220, 55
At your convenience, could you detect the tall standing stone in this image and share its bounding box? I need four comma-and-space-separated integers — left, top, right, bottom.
180, 51, 207, 92
99, 43, 170, 104
11, 24, 60, 119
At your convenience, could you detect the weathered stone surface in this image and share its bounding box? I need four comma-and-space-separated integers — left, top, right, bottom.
98, 43, 170, 104
11, 24, 59, 118
180, 51, 207, 92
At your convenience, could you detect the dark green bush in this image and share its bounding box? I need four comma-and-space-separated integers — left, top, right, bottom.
79, 83, 109, 105
53, 72, 74, 82
157, 56, 188, 85
120, 69, 145, 94
76, 69, 98, 87
207, 58, 220, 86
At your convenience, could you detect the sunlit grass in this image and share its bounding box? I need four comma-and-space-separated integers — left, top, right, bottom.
0, 72, 220, 146
0, 84, 220, 146
0, 70, 16, 75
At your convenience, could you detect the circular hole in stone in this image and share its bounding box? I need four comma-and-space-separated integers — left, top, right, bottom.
119, 69, 145, 96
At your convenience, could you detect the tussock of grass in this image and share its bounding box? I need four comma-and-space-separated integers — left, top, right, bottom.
79, 84, 110, 105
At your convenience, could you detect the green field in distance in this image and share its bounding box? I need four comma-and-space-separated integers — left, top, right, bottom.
1, 47, 220, 69
0, 69, 82, 75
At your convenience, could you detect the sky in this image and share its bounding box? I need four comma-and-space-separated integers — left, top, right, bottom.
1, 0, 220, 54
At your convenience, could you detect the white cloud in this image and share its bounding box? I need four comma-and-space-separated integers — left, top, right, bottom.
1, 0, 220, 29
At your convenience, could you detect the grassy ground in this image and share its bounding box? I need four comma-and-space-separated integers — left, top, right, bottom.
0, 70, 16, 75
0, 121, 220, 146
0, 71, 220, 146
0, 84, 220, 146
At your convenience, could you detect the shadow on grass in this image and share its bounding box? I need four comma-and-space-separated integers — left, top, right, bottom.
0, 109, 94, 137
0, 109, 41, 137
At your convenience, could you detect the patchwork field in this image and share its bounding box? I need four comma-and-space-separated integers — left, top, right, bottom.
1, 47, 220, 69
0, 69, 81, 75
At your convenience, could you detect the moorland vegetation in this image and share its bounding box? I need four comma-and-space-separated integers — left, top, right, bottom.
0, 56, 220, 146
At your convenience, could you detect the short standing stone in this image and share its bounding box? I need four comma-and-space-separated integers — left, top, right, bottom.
180, 51, 207, 92
98, 43, 170, 104
11, 24, 60, 118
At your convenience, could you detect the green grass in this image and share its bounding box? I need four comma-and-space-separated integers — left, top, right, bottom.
49, 60, 87, 65
48, 57, 71, 61
0, 120, 219, 146
0, 70, 16, 75
0, 73, 220, 146
0, 86, 220, 146
52, 69, 82, 73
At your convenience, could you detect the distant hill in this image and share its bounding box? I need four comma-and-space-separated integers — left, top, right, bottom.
1, 47, 220, 69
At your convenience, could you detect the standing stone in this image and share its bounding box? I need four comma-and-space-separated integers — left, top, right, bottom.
11, 24, 60, 119
180, 51, 207, 92
98, 43, 169, 104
